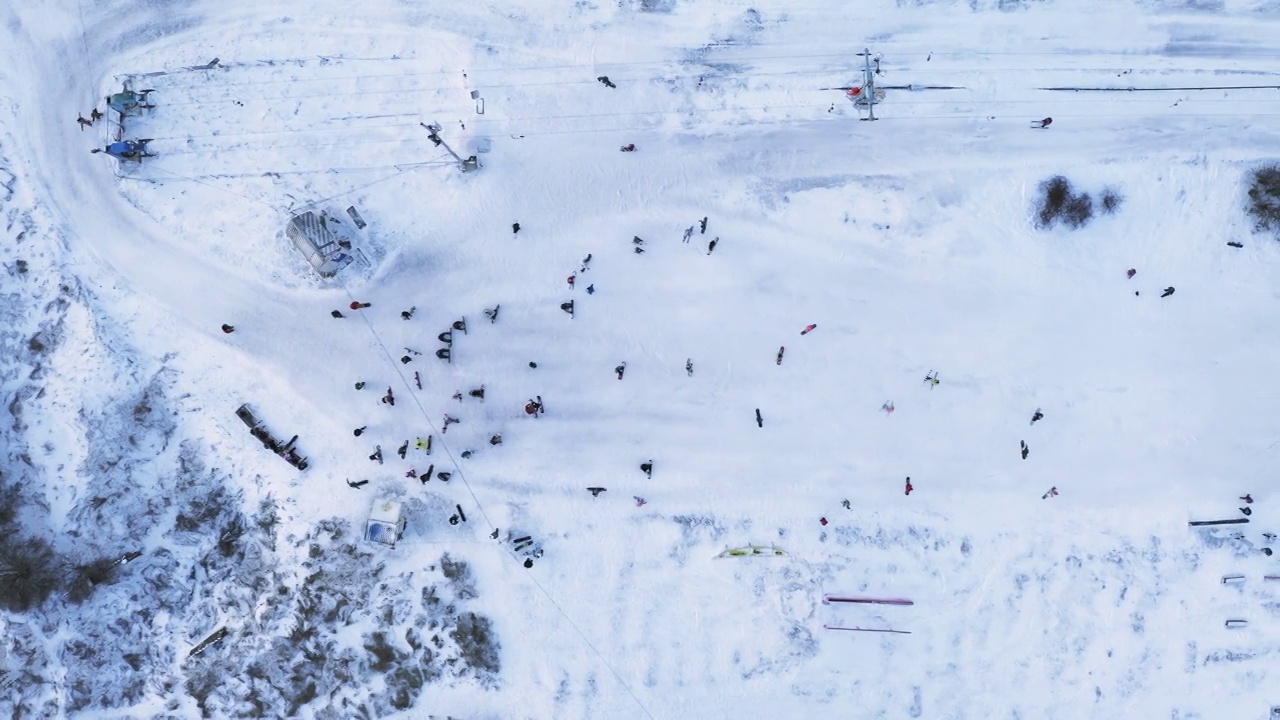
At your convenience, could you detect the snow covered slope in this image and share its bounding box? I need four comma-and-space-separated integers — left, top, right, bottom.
1, 0, 1278, 717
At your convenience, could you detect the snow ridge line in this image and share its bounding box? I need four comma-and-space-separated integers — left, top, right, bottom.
342, 286, 657, 720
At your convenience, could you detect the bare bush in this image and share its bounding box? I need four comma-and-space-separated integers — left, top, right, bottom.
1247, 164, 1280, 233
1035, 175, 1112, 230
0, 536, 62, 612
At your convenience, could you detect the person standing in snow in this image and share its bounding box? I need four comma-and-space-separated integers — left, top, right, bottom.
1031, 409, 1044, 425
512, 222, 521, 235
567, 274, 576, 289
707, 237, 719, 255
586, 284, 595, 295
1020, 441, 1029, 460
755, 408, 763, 428
686, 359, 693, 376
381, 388, 396, 406
904, 477, 913, 495
640, 462, 652, 478
700, 217, 708, 234
91, 108, 103, 123
615, 362, 626, 380
353, 426, 367, 437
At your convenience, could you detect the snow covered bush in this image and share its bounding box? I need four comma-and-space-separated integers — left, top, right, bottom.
1246, 164, 1280, 233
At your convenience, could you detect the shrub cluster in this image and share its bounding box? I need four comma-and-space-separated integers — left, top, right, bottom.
1034, 176, 1122, 230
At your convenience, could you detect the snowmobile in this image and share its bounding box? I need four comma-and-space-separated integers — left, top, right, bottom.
92, 138, 156, 163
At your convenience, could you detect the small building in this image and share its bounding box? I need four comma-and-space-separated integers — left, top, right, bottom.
286, 210, 353, 277
365, 499, 406, 548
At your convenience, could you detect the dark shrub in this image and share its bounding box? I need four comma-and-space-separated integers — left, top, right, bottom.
1247, 164, 1280, 233
0, 536, 62, 612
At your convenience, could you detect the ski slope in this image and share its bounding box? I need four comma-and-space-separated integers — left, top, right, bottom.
1, 0, 1278, 717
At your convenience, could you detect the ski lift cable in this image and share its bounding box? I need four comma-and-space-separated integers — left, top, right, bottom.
345, 294, 658, 720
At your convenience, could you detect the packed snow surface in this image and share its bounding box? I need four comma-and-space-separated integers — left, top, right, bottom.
1, 0, 1278, 717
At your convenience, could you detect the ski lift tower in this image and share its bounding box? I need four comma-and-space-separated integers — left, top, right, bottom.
849, 49, 883, 121
421, 122, 480, 173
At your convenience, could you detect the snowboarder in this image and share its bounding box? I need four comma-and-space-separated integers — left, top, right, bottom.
561, 300, 575, 317
621, 143, 636, 152
634, 496, 647, 507
640, 462, 652, 478
686, 359, 693, 376
485, 305, 500, 323
597, 76, 616, 88
442, 414, 459, 433
350, 301, 371, 310
615, 362, 627, 380
904, 477, 913, 495
525, 400, 540, 416
346, 479, 369, 489
1031, 117, 1052, 129
77, 115, 92, 130
353, 426, 367, 437
369, 446, 383, 464
397, 441, 408, 459
587, 487, 607, 497
489, 434, 503, 446
354, 382, 365, 390
700, 217, 708, 234
1042, 486, 1059, 499
381, 388, 396, 406
633, 236, 644, 247
801, 324, 817, 335
512, 222, 521, 235
881, 401, 895, 415
1161, 287, 1175, 297
331, 310, 345, 318
634, 246, 645, 254
401, 356, 412, 364
1126, 268, 1136, 279
1020, 440, 1029, 460
586, 284, 595, 295
755, 408, 763, 428
91, 108, 103, 122
707, 238, 718, 255
437, 471, 452, 482
415, 437, 431, 450
221, 324, 234, 333
469, 386, 485, 401
1031, 409, 1044, 425
1240, 494, 1253, 504
401, 307, 416, 320
423, 464, 434, 484
924, 371, 939, 388
776, 346, 785, 365
683, 226, 694, 243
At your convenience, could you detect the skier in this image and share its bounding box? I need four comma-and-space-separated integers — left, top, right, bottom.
1240, 494, 1253, 504
381, 388, 396, 406
776, 346, 785, 365
77, 115, 92, 130
1031, 409, 1044, 424
354, 382, 365, 390
686, 359, 693, 376
881, 402, 895, 415
442, 414, 459, 433
369, 446, 383, 464
90, 108, 102, 122
700, 217, 708, 234
353, 426, 367, 437
1042, 486, 1059, 499
615, 362, 626, 380
1020, 440, 1029, 460
351, 301, 372, 310
924, 371, 939, 388
683, 226, 693, 243
586, 284, 595, 295
1161, 287, 1175, 297
1032, 117, 1052, 129
904, 477, 913, 495
331, 310, 345, 318
707, 238, 719, 255
401, 307, 416, 320
397, 441, 408, 459
587, 487, 607, 497
597, 76, 616, 88
634, 496, 648, 507
620, 143, 636, 152
801, 324, 817, 335
1126, 268, 1136, 279
755, 408, 763, 428
346, 479, 369, 489
512, 222, 521, 235
1241, 506, 1252, 516
221, 324, 234, 333
640, 462, 652, 478
485, 305, 500, 323
567, 274, 576, 289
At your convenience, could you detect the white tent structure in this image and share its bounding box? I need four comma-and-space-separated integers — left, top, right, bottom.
285, 209, 353, 278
